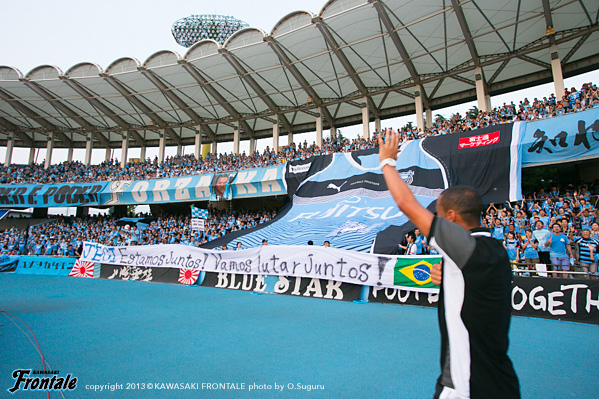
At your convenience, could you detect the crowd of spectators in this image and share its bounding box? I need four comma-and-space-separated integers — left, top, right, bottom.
398, 183, 598, 278
0, 83, 597, 185
0, 208, 276, 256
1, 181, 597, 277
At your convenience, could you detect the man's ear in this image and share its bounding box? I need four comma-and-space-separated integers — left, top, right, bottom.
445, 209, 457, 223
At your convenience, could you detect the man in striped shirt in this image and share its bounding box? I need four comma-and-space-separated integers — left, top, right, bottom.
378, 129, 520, 399
574, 229, 598, 279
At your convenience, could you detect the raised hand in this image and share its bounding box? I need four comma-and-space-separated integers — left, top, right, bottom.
378, 128, 400, 162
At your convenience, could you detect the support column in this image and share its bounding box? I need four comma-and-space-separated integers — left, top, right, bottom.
273, 117, 279, 153
76, 207, 89, 218
140, 146, 146, 161
362, 97, 370, 139
288, 130, 293, 147
121, 132, 129, 167
249, 137, 256, 154
67, 147, 74, 163
212, 140, 217, 154
315, 107, 323, 148
84, 132, 93, 166
414, 85, 424, 131
233, 121, 240, 154
177, 143, 183, 156
426, 109, 433, 129
550, 44, 565, 98
28, 147, 35, 164
330, 126, 337, 139
4, 132, 14, 166
374, 118, 381, 134
45, 133, 54, 169
475, 67, 489, 113
32, 208, 48, 218
158, 129, 166, 163
105, 147, 111, 163
194, 128, 202, 159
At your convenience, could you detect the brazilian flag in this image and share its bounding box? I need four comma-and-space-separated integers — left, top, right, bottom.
393, 258, 441, 289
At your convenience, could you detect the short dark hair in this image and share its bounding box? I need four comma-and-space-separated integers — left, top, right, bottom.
438, 185, 483, 226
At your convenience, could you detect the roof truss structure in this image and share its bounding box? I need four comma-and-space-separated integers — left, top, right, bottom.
0, 0, 597, 149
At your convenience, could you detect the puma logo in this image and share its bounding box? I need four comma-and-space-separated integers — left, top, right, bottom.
327, 181, 347, 193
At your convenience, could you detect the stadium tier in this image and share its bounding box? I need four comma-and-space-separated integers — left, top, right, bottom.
0, 100, 596, 257
0, 82, 598, 184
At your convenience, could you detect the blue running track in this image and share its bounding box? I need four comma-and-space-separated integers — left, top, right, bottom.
0, 274, 597, 398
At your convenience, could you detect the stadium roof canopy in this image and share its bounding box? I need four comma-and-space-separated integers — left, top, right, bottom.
0, 0, 597, 150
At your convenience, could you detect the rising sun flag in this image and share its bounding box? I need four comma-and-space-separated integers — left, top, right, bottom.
178, 268, 200, 285
69, 260, 95, 278
393, 258, 441, 289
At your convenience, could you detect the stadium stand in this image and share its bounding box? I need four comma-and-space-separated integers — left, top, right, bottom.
0, 82, 597, 185
0, 81, 596, 275
14, 208, 277, 256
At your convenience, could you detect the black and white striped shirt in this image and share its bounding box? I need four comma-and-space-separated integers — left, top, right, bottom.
429, 216, 520, 399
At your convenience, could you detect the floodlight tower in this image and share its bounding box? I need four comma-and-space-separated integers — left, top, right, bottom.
171, 15, 249, 47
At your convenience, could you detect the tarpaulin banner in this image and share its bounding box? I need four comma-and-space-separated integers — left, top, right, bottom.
368, 285, 439, 307
80, 241, 441, 293
0, 183, 105, 208
284, 158, 316, 198
99, 264, 183, 284
205, 125, 522, 254
421, 122, 523, 203
0, 255, 20, 272
520, 107, 599, 166
201, 272, 362, 301
14, 256, 76, 276
101, 174, 214, 206
369, 277, 599, 325
231, 166, 286, 198
206, 148, 444, 253
511, 276, 599, 324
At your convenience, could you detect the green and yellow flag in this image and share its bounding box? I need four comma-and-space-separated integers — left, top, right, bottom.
393, 257, 441, 289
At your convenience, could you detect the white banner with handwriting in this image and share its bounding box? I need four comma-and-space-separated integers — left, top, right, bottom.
80, 242, 441, 292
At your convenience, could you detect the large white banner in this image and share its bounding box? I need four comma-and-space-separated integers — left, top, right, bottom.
80, 242, 441, 293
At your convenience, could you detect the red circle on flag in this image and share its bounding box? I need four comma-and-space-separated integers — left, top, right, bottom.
185, 270, 192, 279
81, 267, 86, 274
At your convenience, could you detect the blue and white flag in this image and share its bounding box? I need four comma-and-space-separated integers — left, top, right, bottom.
191, 206, 208, 219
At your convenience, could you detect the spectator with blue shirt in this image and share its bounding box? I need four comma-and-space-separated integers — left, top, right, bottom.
546, 223, 574, 278
591, 222, 599, 240
492, 218, 505, 240
414, 228, 427, 254
503, 232, 520, 264
45, 239, 57, 255
33, 240, 44, 255
521, 229, 539, 271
